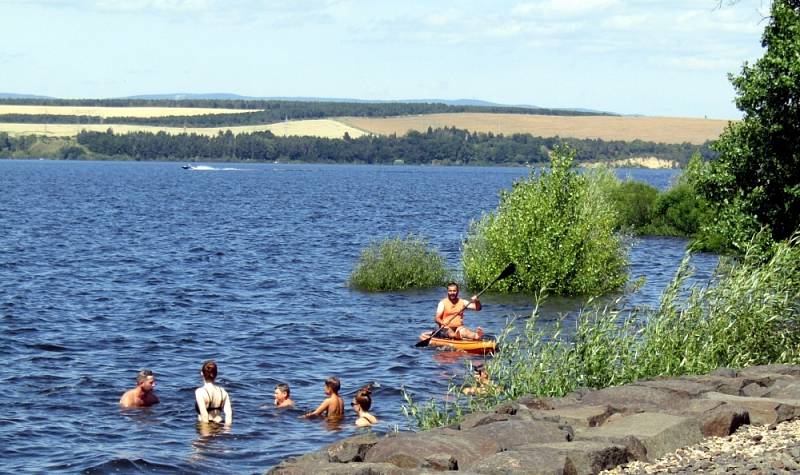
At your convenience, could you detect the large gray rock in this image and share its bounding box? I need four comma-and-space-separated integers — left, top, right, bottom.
459, 411, 512, 430
462, 420, 573, 451
696, 404, 750, 437
574, 412, 703, 462
703, 392, 800, 424
364, 431, 498, 470
736, 364, 800, 378
633, 377, 721, 398
575, 385, 687, 413
683, 374, 757, 395
470, 449, 576, 475
326, 433, 382, 463
764, 381, 800, 399
525, 441, 630, 475
267, 461, 409, 475
543, 404, 614, 428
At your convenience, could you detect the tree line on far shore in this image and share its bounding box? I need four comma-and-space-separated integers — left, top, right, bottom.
0, 127, 714, 166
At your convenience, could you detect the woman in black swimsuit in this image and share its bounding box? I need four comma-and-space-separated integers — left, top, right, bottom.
195, 360, 232, 424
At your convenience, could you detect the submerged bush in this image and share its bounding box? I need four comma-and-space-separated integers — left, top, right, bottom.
404, 234, 800, 428
607, 180, 659, 231
462, 145, 628, 295
348, 234, 450, 291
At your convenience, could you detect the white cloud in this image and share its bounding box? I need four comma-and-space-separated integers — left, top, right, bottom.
601, 13, 649, 30
513, 0, 621, 18
93, 0, 214, 11
660, 55, 742, 72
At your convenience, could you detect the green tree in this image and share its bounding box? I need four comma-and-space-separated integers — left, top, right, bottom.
691, 0, 800, 252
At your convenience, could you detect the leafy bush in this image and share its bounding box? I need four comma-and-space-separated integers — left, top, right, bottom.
607, 180, 659, 231
403, 234, 800, 428
641, 182, 708, 237
462, 145, 628, 295
348, 234, 450, 291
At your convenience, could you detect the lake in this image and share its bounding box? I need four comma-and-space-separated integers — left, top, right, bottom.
0, 160, 717, 474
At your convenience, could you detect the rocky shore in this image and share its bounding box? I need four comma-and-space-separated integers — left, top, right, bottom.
268, 364, 800, 474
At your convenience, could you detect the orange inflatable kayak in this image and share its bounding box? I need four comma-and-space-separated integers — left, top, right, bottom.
418, 331, 497, 355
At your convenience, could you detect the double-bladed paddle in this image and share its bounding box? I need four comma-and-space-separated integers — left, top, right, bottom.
415, 262, 516, 348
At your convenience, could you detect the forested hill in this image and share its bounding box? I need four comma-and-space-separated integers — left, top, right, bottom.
0, 98, 614, 128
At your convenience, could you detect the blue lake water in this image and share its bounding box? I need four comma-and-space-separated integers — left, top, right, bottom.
0, 160, 717, 474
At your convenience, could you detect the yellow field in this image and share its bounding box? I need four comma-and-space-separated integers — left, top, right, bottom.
338, 113, 733, 145
0, 105, 260, 118
0, 119, 367, 140
1, 112, 731, 144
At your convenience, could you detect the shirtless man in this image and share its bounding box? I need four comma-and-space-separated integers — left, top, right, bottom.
303, 376, 344, 420
119, 369, 160, 408
435, 282, 483, 340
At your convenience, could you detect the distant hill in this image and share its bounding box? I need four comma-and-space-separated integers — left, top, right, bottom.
0, 92, 54, 99
119, 93, 613, 115
1, 91, 614, 115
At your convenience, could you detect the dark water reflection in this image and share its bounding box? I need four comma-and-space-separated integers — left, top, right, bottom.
0, 160, 716, 473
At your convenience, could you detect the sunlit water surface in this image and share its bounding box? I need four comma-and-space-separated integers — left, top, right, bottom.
0, 161, 717, 473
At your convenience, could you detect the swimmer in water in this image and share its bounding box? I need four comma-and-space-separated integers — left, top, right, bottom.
195, 360, 232, 424
119, 369, 160, 408
274, 383, 294, 409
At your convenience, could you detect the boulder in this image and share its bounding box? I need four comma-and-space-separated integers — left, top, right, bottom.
364, 431, 497, 470
525, 441, 630, 475
470, 449, 576, 475
462, 420, 574, 451
326, 433, 382, 463
764, 381, 800, 400
575, 385, 686, 413
574, 412, 703, 462
696, 404, 750, 437
737, 364, 800, 378
702, 392, 800, 425
544, 404, 615, 428
267, 461, 408, 475
633, 377, 721, 398
459, 411, 511, 430
684, 374, 756, 395
742, 382, 771, 397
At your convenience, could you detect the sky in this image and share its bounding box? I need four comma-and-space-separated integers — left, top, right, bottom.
0, 0, 772, 119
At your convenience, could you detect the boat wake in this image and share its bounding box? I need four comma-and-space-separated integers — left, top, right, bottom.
183, 165, 247, 171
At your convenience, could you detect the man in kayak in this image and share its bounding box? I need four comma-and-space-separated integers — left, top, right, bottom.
119, 369, 160, 408
434, 282, 483, 340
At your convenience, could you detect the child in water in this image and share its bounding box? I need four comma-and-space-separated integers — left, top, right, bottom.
462, 363, 491, 395
274, 383, 294, 409
303, 376, 344, 419
352, 385, 378, 427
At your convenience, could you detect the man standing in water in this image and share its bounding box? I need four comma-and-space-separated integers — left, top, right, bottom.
434, 282, 483, 340
120, 369, 160, 408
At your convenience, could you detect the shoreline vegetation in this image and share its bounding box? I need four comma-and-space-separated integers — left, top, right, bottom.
403, 234, 800, 430
0, 126, 715, 168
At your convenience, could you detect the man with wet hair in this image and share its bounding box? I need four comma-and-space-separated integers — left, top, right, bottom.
119, 369, 160, 408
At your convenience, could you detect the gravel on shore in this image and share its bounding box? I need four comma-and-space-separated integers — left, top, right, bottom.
601, 418, 800, 474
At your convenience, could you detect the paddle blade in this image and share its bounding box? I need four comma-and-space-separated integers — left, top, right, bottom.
414, 337, 431, 348
498, 262, 516, 281
415, 330, 435, 347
